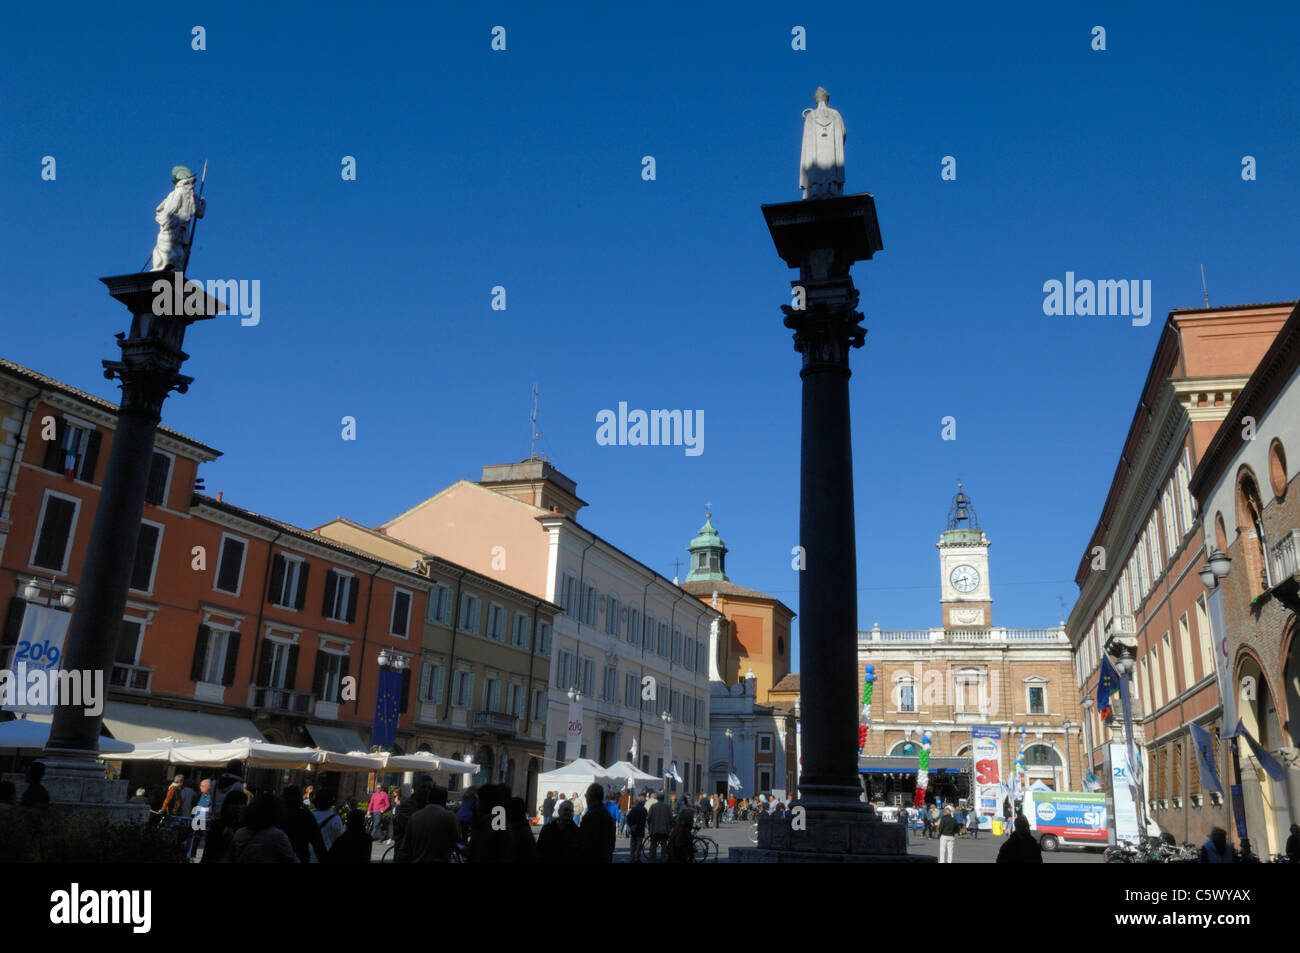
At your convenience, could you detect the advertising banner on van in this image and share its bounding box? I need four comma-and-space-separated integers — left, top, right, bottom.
1029, 791, 1108, 844
971, 726, 1002, 819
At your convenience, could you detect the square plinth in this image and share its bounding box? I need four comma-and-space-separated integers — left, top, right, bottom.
762, 192, 883, 268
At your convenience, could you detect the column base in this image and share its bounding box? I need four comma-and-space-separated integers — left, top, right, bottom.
747, 803, 931, 860
730, 846, 936, 863
3, 769, 149, 826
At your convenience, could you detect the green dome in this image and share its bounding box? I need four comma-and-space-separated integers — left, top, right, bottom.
685, 515, 729, 583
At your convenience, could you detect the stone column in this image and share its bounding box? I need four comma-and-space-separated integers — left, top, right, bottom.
37, 272, 218, 819
729, 194, 929, 861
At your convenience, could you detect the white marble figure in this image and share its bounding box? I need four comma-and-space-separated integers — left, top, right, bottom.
150, 166, 204, 271
799, 87, 846, 199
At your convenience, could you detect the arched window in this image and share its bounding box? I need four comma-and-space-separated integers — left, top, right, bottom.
893, 674, 918, 713
889, 740, 922, 757
1023, 744, 1061, 768
1236, 469, 1271, 594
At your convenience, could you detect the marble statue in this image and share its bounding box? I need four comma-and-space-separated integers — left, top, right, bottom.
799, 87, 846, 199
150, 165, 205, 271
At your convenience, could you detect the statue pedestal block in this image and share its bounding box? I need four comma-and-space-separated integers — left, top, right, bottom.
728, 809, 935, 863
3, 772, 149, 825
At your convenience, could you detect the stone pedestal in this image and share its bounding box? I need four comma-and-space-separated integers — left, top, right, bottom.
3, 772, 148, 825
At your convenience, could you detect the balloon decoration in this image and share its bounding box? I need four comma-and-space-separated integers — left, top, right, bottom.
858, 665, 875, 754
1012, 729, 1028, 811
912, 733, 932, 808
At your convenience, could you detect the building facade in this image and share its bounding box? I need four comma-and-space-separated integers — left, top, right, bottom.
1190, 300, 1300, 856
1066, 302, 1294, 845
858, 488, 1082, 815
372, 458, 723, 805
314, 518, 556, 806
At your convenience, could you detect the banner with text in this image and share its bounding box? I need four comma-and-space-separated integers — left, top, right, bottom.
972, 725, 1002, 818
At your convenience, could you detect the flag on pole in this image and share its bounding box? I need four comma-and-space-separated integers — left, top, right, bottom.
369, 667, 402, 747
1097, 655, 1120, 720
1236, 720, 1286, 781
1188, 722, 1223, 795
630, 736, 638, 765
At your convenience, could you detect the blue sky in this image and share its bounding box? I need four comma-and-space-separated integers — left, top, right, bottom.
2, 2, 1297, 662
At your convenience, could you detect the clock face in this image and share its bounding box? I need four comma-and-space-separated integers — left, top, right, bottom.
950, 564, 980, 593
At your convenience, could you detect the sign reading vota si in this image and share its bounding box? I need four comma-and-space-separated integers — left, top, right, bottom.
1030, 791, 1108, 844
971, 726, 1002, 820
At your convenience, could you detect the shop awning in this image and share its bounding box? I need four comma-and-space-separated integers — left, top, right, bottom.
306, 724, 367, 754
98, 700, 264, 745
858, 756, 969, 774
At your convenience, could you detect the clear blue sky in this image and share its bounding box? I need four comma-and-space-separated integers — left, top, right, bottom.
2, 2, 1297, 664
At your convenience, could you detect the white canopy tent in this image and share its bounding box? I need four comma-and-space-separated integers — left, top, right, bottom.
109, 737, 324, 769
535, 758, 618, 814
383, 751, 478, 776
604, 760, 664, 790
0, 718, 133, 755
318, 750, 387, 772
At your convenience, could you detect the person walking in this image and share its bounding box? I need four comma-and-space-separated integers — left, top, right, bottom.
578, 783, 616, 862
1199, 827, 1234, 863
399, 782, 461, 863
713, 794, 723, 829
279, 785, 326, 864
160, 775, 186, 816
228, 793, 298, 863
666, 808, 696, 863
647, 793, 673, 862
541, 790, 556, 825
366, 783, 391, 841
309, 789, 344, 863
995, 814, 1043, 863
326, 809, 373, 863
1286, 824, 1300, 863
937, 805, 960, 863
626, 793, 648, 862
967, 809, 979, 839
897, 806, 910, 846
537, 800, 582, 863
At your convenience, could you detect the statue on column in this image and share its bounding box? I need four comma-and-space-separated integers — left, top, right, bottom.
799, 87, 846, 199
150, 165, 205, 271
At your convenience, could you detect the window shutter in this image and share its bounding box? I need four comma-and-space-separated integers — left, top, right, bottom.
419, 662, 431, 700
399, 667, 412, 714
130, 524, 160, 591
285, 643, 299, 690
190, 624, 210, 681
33, 497, 76, 570
80, 429, 102, 483
312, 650, 329, 697
41, 418, 65, 472
345, 577, 358, 623
321, 571, 338, 617
145, 452, 169, 504
222, 631, 240, 686
338, 654, 350, 700
256, 640, 273, 686
434, 666, 445, 704
268, 554, 285, 604
2, 597, 27, 648
294, 562, 310, 610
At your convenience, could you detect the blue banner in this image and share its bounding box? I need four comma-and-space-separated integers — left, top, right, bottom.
370, 667, 402, 748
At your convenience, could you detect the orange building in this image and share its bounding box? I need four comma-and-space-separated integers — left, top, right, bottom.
0, 358, 428, 801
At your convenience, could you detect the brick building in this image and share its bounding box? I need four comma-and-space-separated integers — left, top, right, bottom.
1190, 299, 1300, 855
1066, 302, 1294, 845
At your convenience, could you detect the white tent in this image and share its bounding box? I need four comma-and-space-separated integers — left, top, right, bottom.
0, 718, 133, 755
535, 758, 618, 814
604, 760, 663, 789
110, 737, 325, 769
384, 751, 478, 776
318, 749, 387, 772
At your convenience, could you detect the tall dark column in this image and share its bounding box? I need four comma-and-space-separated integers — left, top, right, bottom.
43, 273, 217, 786
728, 194, 928, 861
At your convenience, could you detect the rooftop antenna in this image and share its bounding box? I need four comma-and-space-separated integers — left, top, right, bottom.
529, 383, 542, 460
1200, 264, 1210, 308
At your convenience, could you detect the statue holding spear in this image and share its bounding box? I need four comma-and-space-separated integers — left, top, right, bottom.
147, 161, 206, 271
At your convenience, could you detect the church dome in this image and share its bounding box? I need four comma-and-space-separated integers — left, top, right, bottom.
685, 512, 729, 583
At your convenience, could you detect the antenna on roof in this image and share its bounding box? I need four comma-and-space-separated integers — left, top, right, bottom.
1200, 264, 1210, 307
529, 383, 542, 460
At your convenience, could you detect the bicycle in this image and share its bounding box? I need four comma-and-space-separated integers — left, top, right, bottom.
694, 834, 718, 863
379, 841, 467, 862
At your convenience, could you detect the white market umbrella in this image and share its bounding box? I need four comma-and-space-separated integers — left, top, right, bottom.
318, 749, 387, 771
0, 718, 133, 755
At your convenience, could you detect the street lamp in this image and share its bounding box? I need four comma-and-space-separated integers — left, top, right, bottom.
1104, 635, 1149, 843
1080, 697, 1095, 784
1198, 548, 1251, 857
22, 576, 76, 609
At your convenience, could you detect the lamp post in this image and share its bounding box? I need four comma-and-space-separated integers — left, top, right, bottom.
21, 576, 77, 610
1104, 635, 1149, 842
661, 710, 673, 799
1062, 718, 1072, 791
1200, 549, 1250, 856
1080, 697, 1095, 785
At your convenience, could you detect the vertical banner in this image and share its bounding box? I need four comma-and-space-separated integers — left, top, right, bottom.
565, 694, 583, 763
1207, 587, 1237, 735
369, 667, 402, 747
972, 726, 1002, 820
4, 606, 72, 716
1107, 742, 1141, 844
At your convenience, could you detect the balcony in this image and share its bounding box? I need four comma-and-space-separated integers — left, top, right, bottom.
110, 663, 153, 693
858, 626, 1068, 646
471, 711, 519, 736
1105, 615, 1137, 639
1269, 530, 1300, 612
250, 686, 314, 715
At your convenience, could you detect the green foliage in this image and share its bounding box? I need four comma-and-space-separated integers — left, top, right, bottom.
0, 807, 188, 863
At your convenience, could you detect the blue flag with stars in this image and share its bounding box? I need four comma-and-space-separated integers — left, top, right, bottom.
1097, 655, 1119, 720
370, 667, 402, 748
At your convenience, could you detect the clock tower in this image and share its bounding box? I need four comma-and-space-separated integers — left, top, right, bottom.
937, 483, 992, 629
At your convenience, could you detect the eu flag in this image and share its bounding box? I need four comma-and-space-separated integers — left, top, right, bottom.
370, 667, 402, 748
1097, 655, 1119, 720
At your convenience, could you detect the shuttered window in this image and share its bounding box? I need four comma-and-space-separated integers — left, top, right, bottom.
129, 523, 162, 592
32, 494, 78, 571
